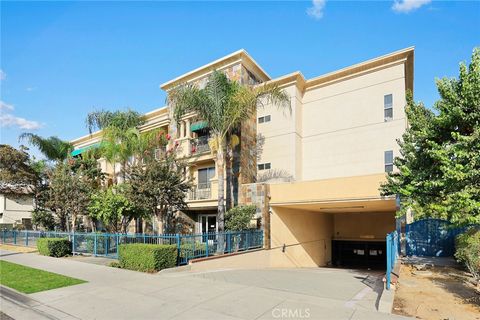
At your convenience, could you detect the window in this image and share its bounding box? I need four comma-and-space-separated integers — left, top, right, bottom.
198, 167, 215, 189
258, 115, 271, 124
384, 94, 393, 121
384, 150, 394, 173
258, 163, 271, 171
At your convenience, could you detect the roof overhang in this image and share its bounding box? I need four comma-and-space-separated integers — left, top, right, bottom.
266, 47, 414, 94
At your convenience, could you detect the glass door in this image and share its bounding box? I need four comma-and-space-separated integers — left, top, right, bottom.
200, 214, 217, 244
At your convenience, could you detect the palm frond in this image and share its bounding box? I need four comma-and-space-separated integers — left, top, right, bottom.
19, 133, 73, 161
86, 109, 145, 133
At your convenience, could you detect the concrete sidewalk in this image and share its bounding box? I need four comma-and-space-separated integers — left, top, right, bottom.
0, 250, 410, 320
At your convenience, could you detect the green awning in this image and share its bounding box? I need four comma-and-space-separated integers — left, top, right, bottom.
71, 142, 101, 157
190, 121, 208, 132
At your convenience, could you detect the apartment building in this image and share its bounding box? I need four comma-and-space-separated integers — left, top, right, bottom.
71, 47, 414, 268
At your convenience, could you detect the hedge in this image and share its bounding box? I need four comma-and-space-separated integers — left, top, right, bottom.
455, 228, 480, 280
118, 244, 177, 272
37, 238, 72, 257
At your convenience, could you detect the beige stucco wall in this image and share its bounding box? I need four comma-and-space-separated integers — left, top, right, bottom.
257, 85, 303, 181
270, 207, 333, 267
258, 62, 407, 183
302, 63, 407, 180
333, 212, 395, 240
269, 173, 389, 205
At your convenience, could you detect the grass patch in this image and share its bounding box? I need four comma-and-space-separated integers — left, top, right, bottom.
0, 260, 86, 294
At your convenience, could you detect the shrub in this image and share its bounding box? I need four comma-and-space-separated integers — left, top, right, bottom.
455, 228, 480, 279
225, 205, 256, 231
118, 244, 177, 272
37, 238, 72, 257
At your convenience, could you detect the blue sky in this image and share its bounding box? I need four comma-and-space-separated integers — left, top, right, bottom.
1, 1, 479, 157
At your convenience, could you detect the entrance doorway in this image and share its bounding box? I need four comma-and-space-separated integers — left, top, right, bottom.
199, 214, 217, 244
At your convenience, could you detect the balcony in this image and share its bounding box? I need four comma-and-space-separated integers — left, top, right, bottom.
191, 136, 210, 155
189, 183, 212, 200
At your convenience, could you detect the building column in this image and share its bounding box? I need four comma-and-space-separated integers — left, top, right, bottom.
185, 119, 191, 138
179, 121, 185, 138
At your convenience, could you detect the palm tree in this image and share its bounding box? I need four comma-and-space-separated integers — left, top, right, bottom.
85, 109, 147, 183
19, 133, 73, 162
168, 70, 291, 243
85, 109, 165, 233
86, 109, 145, 134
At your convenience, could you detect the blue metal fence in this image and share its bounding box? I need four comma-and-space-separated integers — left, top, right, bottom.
0, 229, 263, 265
385, 230, 399, 290
405, 219, 468, 257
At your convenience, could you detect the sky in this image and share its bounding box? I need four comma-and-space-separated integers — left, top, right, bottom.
1, 0, 479, 158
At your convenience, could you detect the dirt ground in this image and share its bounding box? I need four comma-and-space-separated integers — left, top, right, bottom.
393, 263, 480, 320
0, 244, 37, 253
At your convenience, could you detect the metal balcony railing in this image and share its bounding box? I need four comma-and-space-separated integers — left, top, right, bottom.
189, 183, 211, 200
191, 136, 210, 154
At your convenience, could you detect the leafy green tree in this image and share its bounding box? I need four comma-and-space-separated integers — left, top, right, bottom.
47, 161, 97, 231
126, 147, 192, 234
31, 209, 56, 230
19, 133, 72, 162
88, 186, 141, 233
381, 48, 480, 226
168, 71, 290, 241
225, 205, 256, 231
0, 144, 39, 184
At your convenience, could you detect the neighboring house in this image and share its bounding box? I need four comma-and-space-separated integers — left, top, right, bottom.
71, 47, 414, 268
0, 183, 35, 229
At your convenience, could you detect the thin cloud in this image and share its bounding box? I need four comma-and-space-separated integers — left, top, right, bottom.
392, 0, 431, 13
307, 0, 326, 20
0, 101, 43, 130
0, 70, 5, 81
26, 87, 37, 92
0, 101, 14, 111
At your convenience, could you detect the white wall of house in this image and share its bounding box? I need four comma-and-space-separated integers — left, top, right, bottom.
0, 194, 34, 224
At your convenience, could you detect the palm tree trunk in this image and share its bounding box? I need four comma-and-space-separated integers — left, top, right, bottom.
225, 141, 233, 212
216, 137, 226, 254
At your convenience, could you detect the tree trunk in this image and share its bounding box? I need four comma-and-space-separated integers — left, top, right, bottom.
225, 141, 233, 212
216, 137, 226, 254
71, 214, 77, 232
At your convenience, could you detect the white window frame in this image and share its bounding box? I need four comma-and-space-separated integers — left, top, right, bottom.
384, 150, 394, 173
384, 94, 393, 122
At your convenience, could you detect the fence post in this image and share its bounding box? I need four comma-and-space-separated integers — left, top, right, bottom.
227, 232, 231, 253
205, 234, 209, 257
386, 233, 391, 290
105, 234, 110, 255
115, 234, 119, 259
94, 233, 97, 256
176, 234, 181, 265
72, 231, 75, 255
2, 229, 5, 244
13, 230, 17, 245
25, 230, 29, 246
